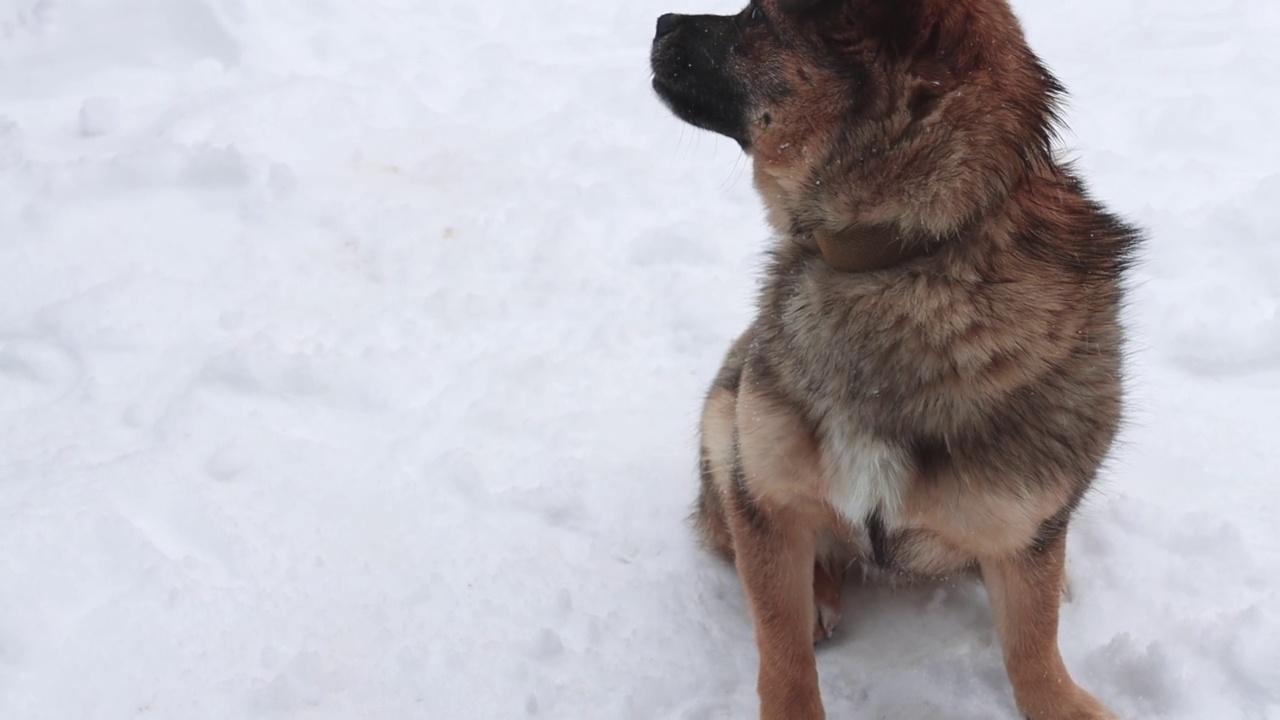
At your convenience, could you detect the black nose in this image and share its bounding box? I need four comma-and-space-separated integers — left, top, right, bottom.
656, 13, 680, 38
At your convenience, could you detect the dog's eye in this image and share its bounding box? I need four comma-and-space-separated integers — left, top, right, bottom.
748, 5, 765, 23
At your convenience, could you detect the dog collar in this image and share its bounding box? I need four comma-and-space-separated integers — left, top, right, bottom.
812, 224, 938, 273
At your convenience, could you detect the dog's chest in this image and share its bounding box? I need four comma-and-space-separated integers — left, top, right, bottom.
768, 263, 916, 523
820, 413, 911, 525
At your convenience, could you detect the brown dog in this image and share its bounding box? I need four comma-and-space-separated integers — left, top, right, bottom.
650, 1, 1139, 718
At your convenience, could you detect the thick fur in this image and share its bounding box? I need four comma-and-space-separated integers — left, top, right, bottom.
653, 1, 1140, 719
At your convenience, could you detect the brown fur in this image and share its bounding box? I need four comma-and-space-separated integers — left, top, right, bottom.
653, 1, 1140, 718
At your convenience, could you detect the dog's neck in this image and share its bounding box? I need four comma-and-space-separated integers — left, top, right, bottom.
811, 224, 938, 273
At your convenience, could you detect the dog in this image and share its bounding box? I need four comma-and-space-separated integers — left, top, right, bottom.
650, 1, 1140, 718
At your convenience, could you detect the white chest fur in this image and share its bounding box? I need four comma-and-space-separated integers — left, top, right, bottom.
821, 415, 911, 526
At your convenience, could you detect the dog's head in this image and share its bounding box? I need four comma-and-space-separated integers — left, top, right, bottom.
650, 0, 1063, 237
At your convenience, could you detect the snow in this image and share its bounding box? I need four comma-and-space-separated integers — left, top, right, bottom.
0, 0, 1277, 717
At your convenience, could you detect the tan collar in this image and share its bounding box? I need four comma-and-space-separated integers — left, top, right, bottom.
812, 224, 938, 273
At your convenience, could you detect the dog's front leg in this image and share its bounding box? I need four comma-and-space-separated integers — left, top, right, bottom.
981, 531, 1116, 720
732, 380, 826, 720
730, 495, 823, 720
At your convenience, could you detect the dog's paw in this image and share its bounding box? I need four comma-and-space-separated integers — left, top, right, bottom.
812, 596, 841, 644
1020, 685, 1117, 720
812, 561, 844, 644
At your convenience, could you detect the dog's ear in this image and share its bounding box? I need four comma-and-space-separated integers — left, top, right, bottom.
775, 0, 823, 14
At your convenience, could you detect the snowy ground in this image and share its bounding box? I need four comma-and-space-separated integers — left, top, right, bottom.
1, 0, 1278, 717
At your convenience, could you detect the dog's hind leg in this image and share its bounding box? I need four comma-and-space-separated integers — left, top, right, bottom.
811, 530, 859, 644
811, 560, 844, 643
694, 434, 735, 560
693, 332, 753, 560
